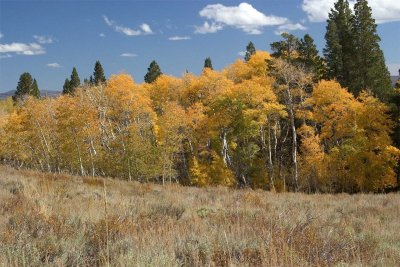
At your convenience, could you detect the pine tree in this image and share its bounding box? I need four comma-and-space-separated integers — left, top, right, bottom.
13, 72, 34, 101
204, 57, 213, 70
62, 78, 71, 95
270, 33, 300, 61
298, 34, 326, 81
324, 0, 355, 88
31, 79, 40, 98
93, 60, 106, 85
70, 67, 80, 92
351, 0, 391, 99
144, 60, 162, 83
245, 41, 256, 62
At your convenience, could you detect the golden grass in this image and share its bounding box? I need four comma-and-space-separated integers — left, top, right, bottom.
0, 165, 399, 266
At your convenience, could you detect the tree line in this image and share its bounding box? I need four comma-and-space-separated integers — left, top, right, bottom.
1, 0, 399, 193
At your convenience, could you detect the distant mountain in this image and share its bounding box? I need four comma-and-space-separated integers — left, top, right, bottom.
0, 90, 61, 100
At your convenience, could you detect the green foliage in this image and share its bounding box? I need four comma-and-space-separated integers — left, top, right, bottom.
70, 67, 80, 90
270, 33, 325, 81
245, 41, 256, 62
13, 72, 40, 101
93, 60, 106, 85
31, 79, 40, 98
271, 33, 299, 61
324, 0, 355, 88
144, 60, 162, 83
351, 0, 391, 99
324, 0, 391, 100
298, 34, 326, 81
62, 67, 80, 95
203, 57, 213, 70
62, 79, 70, 95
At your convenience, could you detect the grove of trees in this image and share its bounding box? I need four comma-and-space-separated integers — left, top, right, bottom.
1, 0, 398, 193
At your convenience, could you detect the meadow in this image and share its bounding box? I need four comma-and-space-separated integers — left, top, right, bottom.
0, 165, 399, 266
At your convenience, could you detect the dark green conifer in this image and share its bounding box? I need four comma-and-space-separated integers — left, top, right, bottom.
244, 42, 256, 62
93, 61, 106, 85
144, 60, 162, 83
204, 57, 213, 70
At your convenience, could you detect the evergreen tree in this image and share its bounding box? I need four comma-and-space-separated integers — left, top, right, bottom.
298, 34, 326, 81
323, 0, 354, 88
62, 78, 71, 95
31, 79, 40, 98
13, 72, 34, 101
351, 0, 391, 99
70, 67, 80, 92
245, 41, 256, 62
144, 60, 162, 83
93, 60, 106, 85
204, 57, 213, 70
270, 33, 300, 61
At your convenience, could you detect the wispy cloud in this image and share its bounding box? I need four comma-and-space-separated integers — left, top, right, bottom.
103, 16, 153, 36
115, 25, 141, 36
238, 51, 246, 57
0, 42, 45, 55
195, 22, 223, 34
103, 16, 114, 26
274, 23, 307, 35
0, 54, 12, 59
168, 36, 191, 41
0, 33, 3, 39
46, 62, 61, 68
120, 53, 137, 57
196, 2, 289, 34
302, 0, 400, 24
33, 35, 54, 44
99, 33, 106, 37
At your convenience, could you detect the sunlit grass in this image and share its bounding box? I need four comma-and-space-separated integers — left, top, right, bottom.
0, 165, 399, 266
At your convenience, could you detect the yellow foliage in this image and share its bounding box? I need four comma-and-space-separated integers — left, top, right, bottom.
224, 51, 271, 83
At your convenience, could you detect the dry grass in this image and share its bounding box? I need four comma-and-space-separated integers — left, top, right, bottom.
0, 165, 399, 266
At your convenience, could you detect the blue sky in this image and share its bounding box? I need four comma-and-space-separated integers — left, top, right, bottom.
0, 0, 399, 92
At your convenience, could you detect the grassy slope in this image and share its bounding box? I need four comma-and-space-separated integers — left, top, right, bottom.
0, 165, 399, 267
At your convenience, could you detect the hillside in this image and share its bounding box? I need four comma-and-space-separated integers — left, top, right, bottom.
0, 166, 399, 266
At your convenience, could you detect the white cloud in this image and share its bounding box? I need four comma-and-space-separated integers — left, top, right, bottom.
99, 33, 106, 37
168, 36, 191, 41
46, 63, 61, 68
0, 42, 45, 55
33, 35, 54, 44
120, 53, 137, 57
275, 23, 307, 35
195, 21, 224, 34
238, 51, 246, 57
103, 15, 153, 36
140, 23, 153, 34
115, 25, 141, 36
302, 0, 400, 24
196, 2, 289, 34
